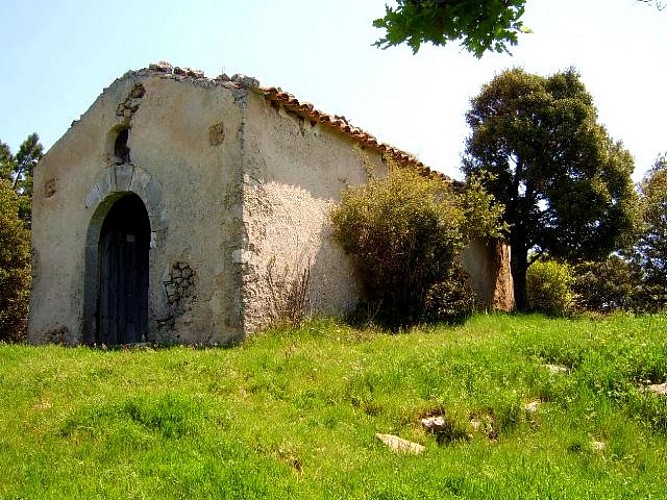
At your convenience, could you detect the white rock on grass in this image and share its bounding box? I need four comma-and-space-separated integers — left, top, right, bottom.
421, 416, 448, 433
375, 433, 425, 455
524, 400, 541, 413
646, 383, 667, 396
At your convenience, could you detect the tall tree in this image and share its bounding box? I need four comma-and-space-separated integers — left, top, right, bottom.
0, 179, 31, 341
463, 68, 638, 310
0, 134, 42, 340
633, 154, 667, 309
374, 0, 664, 57
0, 133, 43, 226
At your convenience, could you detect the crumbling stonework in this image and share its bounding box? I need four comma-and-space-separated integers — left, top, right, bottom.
116, 83, 146, 120
163, 261, 197, 305
29, 63, 513, 346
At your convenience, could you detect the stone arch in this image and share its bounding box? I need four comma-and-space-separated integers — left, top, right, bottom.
83, 164, 164, 343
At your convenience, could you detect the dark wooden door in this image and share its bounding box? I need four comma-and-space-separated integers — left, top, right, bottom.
98, 194, 149, 344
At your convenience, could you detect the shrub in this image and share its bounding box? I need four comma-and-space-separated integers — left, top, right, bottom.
571, 257, 642, 313
266, 256, 311, 328
331, 161, 502, 328
331, 164, 465, 328
424, 264, 476, 324
0, 180, 31, 341
526, 260, 573, 315
632, 154, 667, 312
634, 282, 667, 314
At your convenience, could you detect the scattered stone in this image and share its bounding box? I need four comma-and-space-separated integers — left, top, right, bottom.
546, 364, 569, 374
231, 73, 260, 88
469, 414, 497, 440
149, 61, 173, 73
375, 433, 425, 455
421, 415, 448, 433
524, 400, 541, 413
419, 410, 471, 443
646, 383, 667, 396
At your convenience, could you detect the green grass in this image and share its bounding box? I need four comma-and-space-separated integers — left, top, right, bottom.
1, 314, 666, 499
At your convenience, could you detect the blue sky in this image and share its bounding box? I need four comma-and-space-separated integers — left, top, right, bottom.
1, 0, 665, 181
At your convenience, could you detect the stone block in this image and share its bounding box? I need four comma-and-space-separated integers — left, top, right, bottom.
375, 433, 425, 455
114, 163, 134, 191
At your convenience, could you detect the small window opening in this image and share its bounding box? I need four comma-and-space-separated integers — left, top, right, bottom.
114, 128, 131, 164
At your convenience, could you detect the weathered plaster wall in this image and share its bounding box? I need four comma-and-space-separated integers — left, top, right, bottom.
122, 75, 246, 344
30, 71, 246, 344
240, 91, 514, 332
240, 93, 387, 332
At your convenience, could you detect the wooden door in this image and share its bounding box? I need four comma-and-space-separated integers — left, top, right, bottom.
98, 194, 149, 344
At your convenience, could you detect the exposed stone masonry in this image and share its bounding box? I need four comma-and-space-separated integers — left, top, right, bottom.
116, 83, 146, 120
163, 261, 197, 305
44, 178, 56, 198
208, 122, 225, 146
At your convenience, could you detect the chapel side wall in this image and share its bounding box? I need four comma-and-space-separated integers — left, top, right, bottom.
29, 72, 245, 344
240, 94, 387, 333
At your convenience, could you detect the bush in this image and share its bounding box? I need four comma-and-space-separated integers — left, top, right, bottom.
332, 164, 465, 328
0, 180, 31, 341
331, 161, 501, 329
526, 260, 573, 315
632, 154, 667, 312
424, 264, 476, 324
634, 281, 667, 314
571, 257, 642, 313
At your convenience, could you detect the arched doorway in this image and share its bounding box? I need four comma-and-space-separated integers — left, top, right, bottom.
97, 193, 150, 344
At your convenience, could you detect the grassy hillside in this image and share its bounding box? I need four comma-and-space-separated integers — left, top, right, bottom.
1, 314, 666, 499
